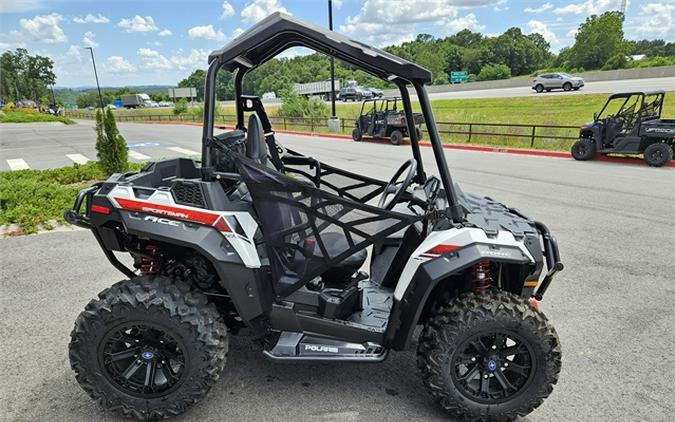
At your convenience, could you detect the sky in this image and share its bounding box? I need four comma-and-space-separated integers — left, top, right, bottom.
0, 0, 673, 87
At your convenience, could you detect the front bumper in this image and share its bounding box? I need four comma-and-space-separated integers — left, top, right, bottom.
532, 220, 564, 300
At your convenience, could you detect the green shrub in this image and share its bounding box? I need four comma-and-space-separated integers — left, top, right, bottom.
95, 109, 128, 175
189, 104, 204, 120
476, 64, 511, 81
279, 89, 329, 118
173, 98, 188, 115
602, 54, 627, 70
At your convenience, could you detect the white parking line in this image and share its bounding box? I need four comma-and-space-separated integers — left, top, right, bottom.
66, 153, 90, 164
167, 146, 200, 156
6, 159, 30, 171
128, 150, 151, 160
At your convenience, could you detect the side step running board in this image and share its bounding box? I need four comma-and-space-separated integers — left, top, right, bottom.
263, 331, 388, 362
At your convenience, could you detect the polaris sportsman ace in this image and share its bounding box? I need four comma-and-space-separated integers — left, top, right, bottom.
65, 13, 563, 422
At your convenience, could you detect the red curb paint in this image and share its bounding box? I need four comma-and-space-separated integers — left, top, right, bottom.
134, 120, 674, 168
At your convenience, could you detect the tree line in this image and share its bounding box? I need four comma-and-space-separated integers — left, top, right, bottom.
0, 48, 56, 104
177, 11, 673, 101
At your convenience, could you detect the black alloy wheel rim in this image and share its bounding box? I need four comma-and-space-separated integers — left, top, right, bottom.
99, 322, 188, 397
450, 331, 536, 404
650, 149, 663, 161
578, 143, 588, 155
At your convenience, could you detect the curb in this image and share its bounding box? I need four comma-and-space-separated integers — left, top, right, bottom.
137, 120, 675, 168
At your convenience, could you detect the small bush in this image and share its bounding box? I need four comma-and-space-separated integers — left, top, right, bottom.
173, 98, 188, 115
189, 104, 204, 120
279, 89, 329, 118
2, 102, 15, 112
95, 109, 128, 175
602, 54, 627, 70
476, 64, 511, 81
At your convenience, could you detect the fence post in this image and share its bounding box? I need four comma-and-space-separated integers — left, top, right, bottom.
530, 125, 536, 147
468, 123, 472, 143
283, 117, 287, 130
310, 118, 314, 132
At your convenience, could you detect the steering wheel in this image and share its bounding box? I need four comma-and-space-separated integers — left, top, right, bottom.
378, 158, 417, 210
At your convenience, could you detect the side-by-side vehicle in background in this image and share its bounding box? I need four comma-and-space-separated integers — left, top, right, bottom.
572, 91, 674, 167
65, 13, 563, 422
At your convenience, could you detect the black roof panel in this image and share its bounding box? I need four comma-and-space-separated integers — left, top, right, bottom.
208, 12, 432, 83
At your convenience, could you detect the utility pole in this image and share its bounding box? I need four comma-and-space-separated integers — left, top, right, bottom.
328, 0, 336, 118
85, 47, 104, 109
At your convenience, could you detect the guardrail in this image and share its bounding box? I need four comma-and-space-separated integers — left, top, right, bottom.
66, 111, 580, 148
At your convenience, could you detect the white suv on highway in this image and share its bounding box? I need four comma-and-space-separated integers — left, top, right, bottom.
532, 72, 584, 93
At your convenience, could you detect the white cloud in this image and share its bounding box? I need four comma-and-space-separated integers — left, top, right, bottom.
82, 31, 98, 48
524, 3, 553, 13
158, 29, 172, 36
19, 13, 67, 43
527, 20, 559, 44
73, 13, 109, 24
241, 0, 290, 24
137, 48, 210, 71
188, 24, 225, 41
446, 13, 485, 34
344, 1, 460, 26
118, 15, 158, 32
232, 27, 245, 38
494, 0, 509, 12
553, 0, 619, 15
221, 1, 235, 18
64, 45, 82, 64
333, 0, 344, 8
637, 3, 674, 36
0, 0, 43, 14
106, 56, 136, 72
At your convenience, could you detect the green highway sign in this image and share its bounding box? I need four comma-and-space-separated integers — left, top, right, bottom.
450, 71, 468, 83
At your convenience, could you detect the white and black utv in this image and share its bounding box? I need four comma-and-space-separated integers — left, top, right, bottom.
65, 13, 563, 422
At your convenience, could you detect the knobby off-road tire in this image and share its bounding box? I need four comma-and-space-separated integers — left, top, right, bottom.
571, 139, 596, 161
352, 127, 363, 142
390, 130, 404, 145
643, 143, 673, 167
417, 291, 561, 422
69, 276, 228, 420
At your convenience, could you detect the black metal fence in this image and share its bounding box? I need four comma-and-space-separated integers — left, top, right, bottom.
66, 111, 580, 149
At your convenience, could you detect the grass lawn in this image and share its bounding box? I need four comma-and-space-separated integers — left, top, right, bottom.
0, 161, 143, 234
0, 110, 75, 124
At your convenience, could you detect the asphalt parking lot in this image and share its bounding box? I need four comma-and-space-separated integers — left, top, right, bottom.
1, 122, 674, 421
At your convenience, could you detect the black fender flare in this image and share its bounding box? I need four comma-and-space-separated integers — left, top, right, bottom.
385, 243, 532, 351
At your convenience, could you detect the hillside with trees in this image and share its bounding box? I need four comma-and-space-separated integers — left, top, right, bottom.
177, 11, 673, 101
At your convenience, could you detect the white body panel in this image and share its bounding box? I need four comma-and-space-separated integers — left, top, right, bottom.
393, 227, 535, 300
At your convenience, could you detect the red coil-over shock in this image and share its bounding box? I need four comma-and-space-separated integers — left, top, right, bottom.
140, 244, 161, 274
472, 261, 492, 292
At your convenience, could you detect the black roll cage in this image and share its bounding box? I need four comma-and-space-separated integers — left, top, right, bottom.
200, 12, 464, 222
596, 90, 665, 121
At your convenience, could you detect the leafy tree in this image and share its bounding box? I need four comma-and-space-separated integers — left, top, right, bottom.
95, 108, 128, 174
178, 69, 206, 99
602, 54, 627, 70
568, 11, 628, 70
448, 29, 483, 49
0, 48, 56, 103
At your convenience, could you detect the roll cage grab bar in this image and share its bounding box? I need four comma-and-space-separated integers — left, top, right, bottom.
201, 59, 465, 223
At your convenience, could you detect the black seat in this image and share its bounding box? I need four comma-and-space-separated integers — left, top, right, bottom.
243, 113, 367, 284
302, 232, 367, 282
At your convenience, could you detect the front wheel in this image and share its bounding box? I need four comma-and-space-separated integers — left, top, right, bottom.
69, 276, 228, 420
390, 130, 404, 145
643, 142, 673, 167
563, 83, 572, 92
571, 139, 596, 161
352, 127, 363, 142
418, 291, 561, 422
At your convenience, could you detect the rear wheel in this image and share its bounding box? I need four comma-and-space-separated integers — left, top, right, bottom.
563, 83, 572, 92
415, 127, 423, 141
535, 84, 544, 93
643, 143, 673, 167
352, 127, 363, 142
417, 291, 561, 422
571, 139, 596, 161
390, 130, 404, 145
69, 276, 228, 420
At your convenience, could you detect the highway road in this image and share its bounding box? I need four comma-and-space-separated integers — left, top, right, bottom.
423, 76, 675, 100
1, 122, 674, 421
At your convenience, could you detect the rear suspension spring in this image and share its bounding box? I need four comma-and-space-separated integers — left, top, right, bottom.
472, 261, 492, 292
140, 244, 161, 275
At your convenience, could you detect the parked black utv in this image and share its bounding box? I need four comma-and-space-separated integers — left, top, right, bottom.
571, 91, 675, 167
352, 96, 424, 145
65, 13, 563, 422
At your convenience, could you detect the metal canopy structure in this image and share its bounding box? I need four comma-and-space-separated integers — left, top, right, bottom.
208, 12, 432, 84
202, 12, 464, 222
